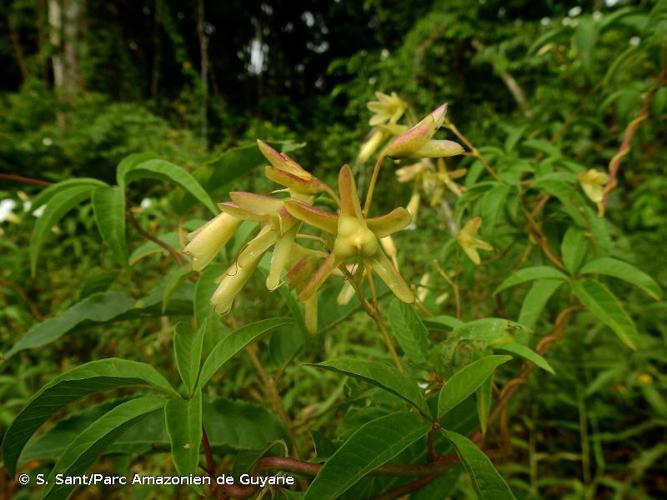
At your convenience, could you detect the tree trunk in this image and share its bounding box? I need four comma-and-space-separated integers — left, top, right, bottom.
48, 0, 83, 99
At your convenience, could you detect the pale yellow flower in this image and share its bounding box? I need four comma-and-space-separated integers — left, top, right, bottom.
577, 169, 609, 203
357, 129, 386, 164
367, 91, 406, 126
456, 217, 493, 265
183, 212, 242, 271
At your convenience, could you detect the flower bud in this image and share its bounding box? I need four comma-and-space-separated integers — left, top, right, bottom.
304, 294, 318, 334
183, 212, 241, 271
413, 139, 464, 158
257, 140, 307, 177
357, 129, 385, 164
385, 104, 447, 158
337, 280, 356, 305
267, 227, 297, 290
406, 193, 421, 222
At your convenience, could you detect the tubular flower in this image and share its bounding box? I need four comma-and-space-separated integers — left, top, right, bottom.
183, 141, 327, 322
385, 104, 464, 159
219, 191, 298, 291
284, 165, 415, 304
367, 91, 407, 126
183, 212, 242, 271
257, 140, 328, 198
577, 168, 609, 210
456, 217, 493, 265
357, 128, 386, 164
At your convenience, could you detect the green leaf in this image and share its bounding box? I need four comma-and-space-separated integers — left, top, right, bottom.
518, 279, 564, 329
603, 45, 641, 87
92, 186, 127, 265
161, 266, 192, 313
165, 390, 203, 476
522, 139, 562, 158
423, 315, 464, 330
441, 429, 516, 500
304, 411, 430, 500
531, 180, 586, 225
451, 318, 531, 344
174, 320, 206, 395
20, 397, 285, 463
571, 278, 639, 350
527, 26, 572, 55
118, 158, 217, 214
476, 375, 493, 436
3, 291, 136, 360
480, 184, 510, 237
31, 178, 108, 210
171, 144, 266, 213
312, 357, 429, 416
580, 257, 662, 300
43, 397, 166, 500
1, 358, 177, 474
129, 232, 181, 265
204, 397, 286, 449
561, 227, 588, 274
387, 300, 430, 365
575, 18, 597, 77
494, 342, 555, 374
30, 184, 96, 275
495, 266, 567, 294
438, 356, 511, 419
198, 317, 291, 388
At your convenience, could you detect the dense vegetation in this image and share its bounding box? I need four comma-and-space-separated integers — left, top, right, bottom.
1, 1, 666, 498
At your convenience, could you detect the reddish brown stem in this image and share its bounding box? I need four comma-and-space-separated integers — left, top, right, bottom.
0, 173, 52, 187
601, 67, 667, 213
125, 209, 185, 266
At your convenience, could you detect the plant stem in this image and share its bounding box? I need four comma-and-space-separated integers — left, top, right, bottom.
201, 428, 223, 499
444, 121, 500, 181
368, 271, 404, 372
341, 265, 403, 372
601, 66, 667, 214
126, 209, 185, 266
0, 173, 52, 186
363, 153, 386, 216
245, 345, 301, 458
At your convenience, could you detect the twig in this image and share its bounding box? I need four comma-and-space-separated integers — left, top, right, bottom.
256, 454, 459, 477
0, 173, 51, 187
340, 265, 404, 372
0, 279, 44, 320
363, 154, 386, 217
433, 261, 461, 319
201, 428, 222, 499
367, 270, 404, 372
601, 67, 667, 214
444, 121, 501, 181
471, 40, 532, 118
522, 206, 564, 269
125, 209, 185, 266
245, 345, 301, 458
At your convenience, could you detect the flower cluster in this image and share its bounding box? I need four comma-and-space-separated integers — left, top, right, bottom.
184, 140, 418, 333
184, 100, 490, 331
